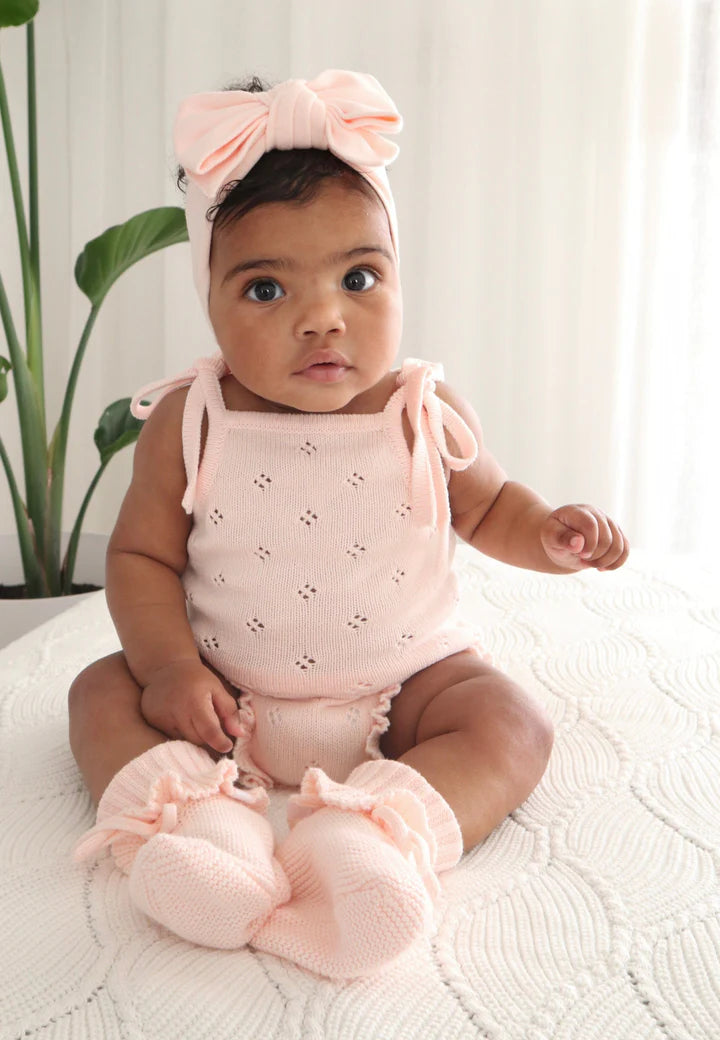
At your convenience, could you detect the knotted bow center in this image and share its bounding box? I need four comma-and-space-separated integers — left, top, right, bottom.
266, 80, 328, 151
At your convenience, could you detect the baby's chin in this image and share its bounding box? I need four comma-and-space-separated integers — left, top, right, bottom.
254, 387, 353, 415
262, 380, 367, 415
265, 396, 356, 416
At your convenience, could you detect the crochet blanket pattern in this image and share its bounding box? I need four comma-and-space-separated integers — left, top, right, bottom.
1, 545, 718, 1040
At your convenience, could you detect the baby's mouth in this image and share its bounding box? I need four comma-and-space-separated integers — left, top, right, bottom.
294, 351, 352, 382
296, 361, 351, 383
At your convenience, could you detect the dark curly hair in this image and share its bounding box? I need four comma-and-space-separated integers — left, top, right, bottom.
176, 75, 379, 235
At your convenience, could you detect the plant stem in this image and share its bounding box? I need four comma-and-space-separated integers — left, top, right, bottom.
62, 458, 107, 593
0, 270, 47, 571
0, 56, 34, 361
0, 269, 22, 367
0, 433, 47, 594
27, 23, 39, 280
0, 52, 48, 592
48, 304, 100, 577
25, 21, 43, 400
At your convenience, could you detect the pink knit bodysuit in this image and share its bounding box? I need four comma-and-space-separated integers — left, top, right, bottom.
132, 355, 482, 789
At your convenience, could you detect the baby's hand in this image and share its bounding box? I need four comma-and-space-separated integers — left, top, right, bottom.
540, 504, 629, 572
140, 659, 244, 754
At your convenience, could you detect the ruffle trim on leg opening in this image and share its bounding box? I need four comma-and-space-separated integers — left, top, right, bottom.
364, 682, 401, 761
286, 766, 441, 901
232, 690, 274, 790
74, 756, 267, 864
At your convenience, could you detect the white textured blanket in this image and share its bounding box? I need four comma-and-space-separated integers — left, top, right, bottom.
1, 546, 719, 1040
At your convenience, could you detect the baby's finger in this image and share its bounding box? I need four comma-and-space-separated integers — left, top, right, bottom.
194, 697, 234, 754
551, 507, 599, 557
186, 716, 209, 748
164, 713, 205, 748
160, 719, 185, 743
553, 527, 586, 555
212, 686, 244, 738
597, 527, 630, 570
583, 513, 614, 561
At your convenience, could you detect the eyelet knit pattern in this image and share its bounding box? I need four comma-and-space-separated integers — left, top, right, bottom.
131, 357, 482, 788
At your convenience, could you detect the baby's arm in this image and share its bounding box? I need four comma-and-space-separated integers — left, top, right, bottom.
437, 382, 629, 573
106, 390, 241, 753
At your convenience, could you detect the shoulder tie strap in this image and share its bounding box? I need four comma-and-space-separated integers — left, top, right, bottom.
397, 358, 478, 528
130, 352, 228, 514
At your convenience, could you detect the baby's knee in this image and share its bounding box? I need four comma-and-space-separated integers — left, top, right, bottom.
468, 674, 554, 788
516, 692, 554, 757
68, 652, 139, 730
69, 656, 108, 716
522, 697, 554, 775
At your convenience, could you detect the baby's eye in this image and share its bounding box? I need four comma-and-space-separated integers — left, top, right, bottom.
342, 267, 377, 293
245, 279, 285, 302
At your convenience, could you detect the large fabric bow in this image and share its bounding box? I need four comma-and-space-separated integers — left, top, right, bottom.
174, 69, 402, 200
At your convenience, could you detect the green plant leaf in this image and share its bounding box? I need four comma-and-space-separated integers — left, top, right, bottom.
0, 355, 10, 403
75, 206, 188, 307
0, 0, 38, 28
94, 398, 143, 465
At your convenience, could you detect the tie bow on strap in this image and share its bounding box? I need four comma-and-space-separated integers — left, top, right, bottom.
130, 353, 228, 420
175, 70, 402, 201
397, 360, 478, 528
130, 353, 229, 514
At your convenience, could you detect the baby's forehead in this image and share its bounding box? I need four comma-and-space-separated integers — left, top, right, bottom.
209, 183, 394, 267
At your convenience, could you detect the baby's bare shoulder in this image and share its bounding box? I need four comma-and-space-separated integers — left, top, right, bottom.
128, 388, 191, 514
111, 387, 192, 567
136, 386, 189, 447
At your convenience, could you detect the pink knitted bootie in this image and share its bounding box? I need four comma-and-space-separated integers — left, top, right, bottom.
74, 741, 289, 948
251, 759, 463, 978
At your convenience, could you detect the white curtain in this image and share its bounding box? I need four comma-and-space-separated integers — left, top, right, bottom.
0, 0, 718, 555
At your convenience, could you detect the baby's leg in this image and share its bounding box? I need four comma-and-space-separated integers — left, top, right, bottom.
381, 650, 554, 851
69, 654, 288, 947
254, 653, 553, 976
69, 652, 166, 803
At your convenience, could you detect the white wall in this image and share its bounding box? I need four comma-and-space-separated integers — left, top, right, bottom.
1, 0, 717, 553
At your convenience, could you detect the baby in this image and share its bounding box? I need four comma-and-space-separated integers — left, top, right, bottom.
70, 70, 628, 979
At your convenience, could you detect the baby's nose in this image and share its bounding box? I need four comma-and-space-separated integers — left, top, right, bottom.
294, 295, 346, 337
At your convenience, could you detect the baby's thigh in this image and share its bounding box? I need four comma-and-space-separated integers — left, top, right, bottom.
68, 651, 164, 804
381, 651, 548, 760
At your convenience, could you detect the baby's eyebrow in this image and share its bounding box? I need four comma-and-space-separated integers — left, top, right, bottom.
222, 245, 392, 286
328, 244, 394, 264
222, 257, 291, 285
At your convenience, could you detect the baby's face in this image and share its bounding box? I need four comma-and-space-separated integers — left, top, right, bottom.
207, 180, 403, 413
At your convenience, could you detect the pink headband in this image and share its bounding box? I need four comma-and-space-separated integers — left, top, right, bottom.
173, 69, 403, 314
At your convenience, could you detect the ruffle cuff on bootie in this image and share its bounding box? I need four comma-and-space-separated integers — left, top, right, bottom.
287, 759, 463, 900
74, 741, 267, 867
